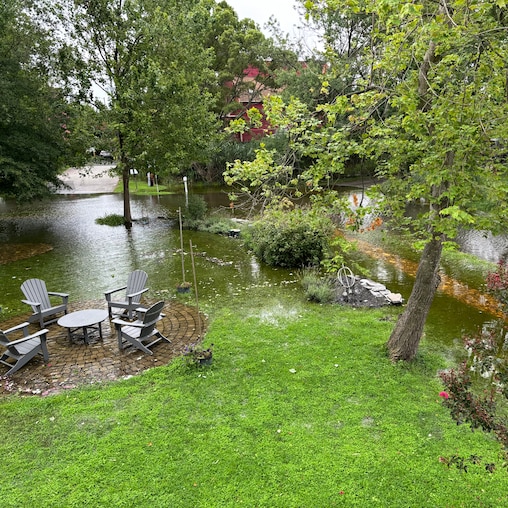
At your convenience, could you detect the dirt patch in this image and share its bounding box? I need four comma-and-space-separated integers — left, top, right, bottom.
1, 244, 53, 264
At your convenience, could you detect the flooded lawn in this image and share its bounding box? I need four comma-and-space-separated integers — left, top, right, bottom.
1, 190, 506, 350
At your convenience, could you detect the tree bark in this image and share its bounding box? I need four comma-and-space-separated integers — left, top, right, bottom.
387, 236, 443, 361
118, 130, 132, 229
122, 165, 132, 229
385, 26, 448, 362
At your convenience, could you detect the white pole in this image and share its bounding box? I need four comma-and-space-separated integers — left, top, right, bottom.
183, 176, 188, 207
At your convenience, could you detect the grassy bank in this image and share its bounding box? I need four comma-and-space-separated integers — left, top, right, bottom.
1, 297, 506, 507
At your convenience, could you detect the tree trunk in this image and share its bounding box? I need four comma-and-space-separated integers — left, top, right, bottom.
118, 130, 132, 229
386, 21, 449, 362
386, 236, 443, 361
122, 165, 132, 229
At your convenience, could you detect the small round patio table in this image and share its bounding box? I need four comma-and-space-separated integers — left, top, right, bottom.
58, 309, 109, 344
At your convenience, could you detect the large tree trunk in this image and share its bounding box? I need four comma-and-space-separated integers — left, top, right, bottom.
118, 130, 132, 229
386, 236, 443, 361
122, 165, 132, 229
386, 20, 449, 362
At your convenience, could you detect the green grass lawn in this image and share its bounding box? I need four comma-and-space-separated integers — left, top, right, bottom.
1, 295, 506, 507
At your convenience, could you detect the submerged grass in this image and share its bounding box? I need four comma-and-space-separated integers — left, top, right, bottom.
1, 299, 507, 506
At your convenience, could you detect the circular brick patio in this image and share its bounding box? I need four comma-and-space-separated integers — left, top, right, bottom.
0, 300, 207, 396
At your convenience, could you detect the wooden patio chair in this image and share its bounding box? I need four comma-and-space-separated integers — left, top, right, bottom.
21, 278, 69, 328
112, 300, 170, 355
0, 322, 49, 376
104, 270, 149, 319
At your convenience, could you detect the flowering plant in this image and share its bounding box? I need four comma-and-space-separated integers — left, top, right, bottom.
486, 260, 508, 313
437, 262, 508, 472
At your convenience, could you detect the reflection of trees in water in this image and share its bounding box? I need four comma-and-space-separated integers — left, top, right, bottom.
125, 229, 141, 269
0, 244, 53, 264
354, 238, 503, 319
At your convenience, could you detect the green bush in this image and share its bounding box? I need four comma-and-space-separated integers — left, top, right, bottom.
185, 194, 208, 221
183, 216, 236, 235
246, 208, 333, 268
304, 281, 335, 303
300, 268, 336, 303
95, 214, 125, 226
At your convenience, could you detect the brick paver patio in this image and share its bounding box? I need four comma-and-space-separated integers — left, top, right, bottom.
0, 300, 206, 396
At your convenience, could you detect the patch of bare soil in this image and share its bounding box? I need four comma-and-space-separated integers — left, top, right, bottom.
0, 244, 53, 264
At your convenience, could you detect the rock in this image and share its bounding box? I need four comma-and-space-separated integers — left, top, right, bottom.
336, 277, 403, 307
385, 292, 403, 305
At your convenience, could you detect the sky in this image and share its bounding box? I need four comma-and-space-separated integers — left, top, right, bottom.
223, 0, 303, 38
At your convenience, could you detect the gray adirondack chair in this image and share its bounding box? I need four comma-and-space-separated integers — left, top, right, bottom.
104, 270, 149, 319
21, 278, 69, 328
0, 322, 49, 376
112, 300, 170, 355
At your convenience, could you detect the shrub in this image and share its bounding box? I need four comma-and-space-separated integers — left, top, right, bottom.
95, 214, 125, 226
299, 267, 333, 302
185, 195, 207, 221
439, 260, 508, 467
246, 208, 333, 268
182, 214, 236, 235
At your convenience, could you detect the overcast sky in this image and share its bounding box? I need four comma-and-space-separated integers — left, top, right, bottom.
223, 0, 321, 53
223, 0, 302, 37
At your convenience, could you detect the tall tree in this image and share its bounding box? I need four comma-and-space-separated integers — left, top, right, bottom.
352, 0, 508, 361
64, 0, 217, 227
227, 0, 508, 361
207, 2, 298, 123
0, 0, 84, 200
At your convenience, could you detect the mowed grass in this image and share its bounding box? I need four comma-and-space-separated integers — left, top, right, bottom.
1, 298, 506, 507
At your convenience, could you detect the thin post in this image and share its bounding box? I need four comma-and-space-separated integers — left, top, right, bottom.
189, 241, 202, 338
178, 207, 185, 283
183, 176, 188, 208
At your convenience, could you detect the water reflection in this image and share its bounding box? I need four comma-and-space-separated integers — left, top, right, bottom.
456, 230, 508, 263
2, 191, 508, 349
0, 193, 291, 322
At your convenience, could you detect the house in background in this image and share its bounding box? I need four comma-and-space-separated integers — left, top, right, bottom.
224, 65, 278, 142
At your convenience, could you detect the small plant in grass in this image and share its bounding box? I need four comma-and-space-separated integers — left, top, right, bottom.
176, 281, 192, 293
300, 268, 335, 303
183, 342, 214, 367
438, 454, 494, 473
95, 213, 125, 226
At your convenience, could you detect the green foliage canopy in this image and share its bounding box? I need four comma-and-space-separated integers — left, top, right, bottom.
228, 0, 508, 359
0, 0, 78, 200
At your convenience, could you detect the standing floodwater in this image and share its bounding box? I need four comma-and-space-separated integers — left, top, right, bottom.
1, 190, 507, 348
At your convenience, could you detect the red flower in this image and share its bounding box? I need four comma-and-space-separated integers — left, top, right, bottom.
439, 391, 449, 399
